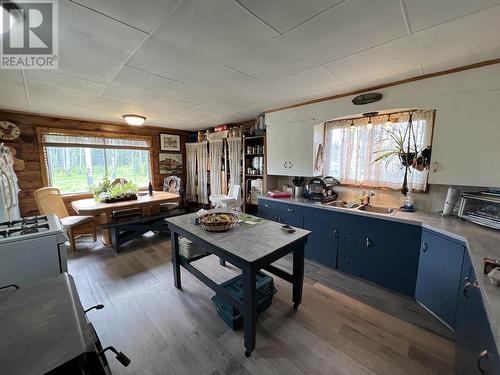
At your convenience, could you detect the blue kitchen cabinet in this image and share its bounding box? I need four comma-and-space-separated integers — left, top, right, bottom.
303, 208, 340, 269
257, 199, 304, 228
456, 254, 500, 374
415, 229, 465, 328
337, 214, 421, 296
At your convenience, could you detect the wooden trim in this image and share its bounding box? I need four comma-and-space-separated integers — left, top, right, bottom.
266, 58, 500, 114
37, 128, 49, 187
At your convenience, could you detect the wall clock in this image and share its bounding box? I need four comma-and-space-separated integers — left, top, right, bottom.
0, 121, 21, 140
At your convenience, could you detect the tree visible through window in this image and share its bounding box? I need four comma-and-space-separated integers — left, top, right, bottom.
40, 132, 152, 194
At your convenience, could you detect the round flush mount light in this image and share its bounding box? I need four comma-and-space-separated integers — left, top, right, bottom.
122, 114, 146, 126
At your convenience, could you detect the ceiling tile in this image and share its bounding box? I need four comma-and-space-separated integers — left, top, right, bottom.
57, 1, 145, 82
145, 97, 199, 117
165, 84, 231, 105
0, 70, 23, 84
85, 97, 145, 120
403, 0, 500, 32
25, 70, 104, 106
236, 0, 344, 33
71, 0, 179, 32
151, 0, 278, 62
229, 0, 407, 82
0, 82, 29, 112
29, 99, 86, 118
184, 96, 259, 118
421, 47, 500, 75
100, 66, 185, 105
324, 5, 500, 82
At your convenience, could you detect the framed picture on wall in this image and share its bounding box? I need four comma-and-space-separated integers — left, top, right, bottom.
160, 133, 181, 151
159, 153, 183, 174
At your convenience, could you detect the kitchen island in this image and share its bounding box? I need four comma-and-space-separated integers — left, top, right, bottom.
166, 213, 310, 357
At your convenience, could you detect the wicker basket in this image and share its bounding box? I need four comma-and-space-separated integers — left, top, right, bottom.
199, 212, 238, 232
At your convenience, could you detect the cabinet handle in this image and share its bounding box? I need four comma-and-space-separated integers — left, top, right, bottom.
365, 238, 373, 248
463, 278, 479, 298
433, 162, 439, 173
264, 203, 270, 208
422, 242, 428, 253
284, 161, 288, 168
477, 350, 488, 374
333, 230, 339, 239
289, 161, 293, 168
287, 208, 294, 212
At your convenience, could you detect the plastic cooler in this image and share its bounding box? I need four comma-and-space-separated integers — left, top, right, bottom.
211, 271, 277, 330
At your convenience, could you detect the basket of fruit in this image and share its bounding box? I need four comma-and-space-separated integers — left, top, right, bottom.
199, 212, 238, 232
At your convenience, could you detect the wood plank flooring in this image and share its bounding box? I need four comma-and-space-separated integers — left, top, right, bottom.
69, 233, 455, 375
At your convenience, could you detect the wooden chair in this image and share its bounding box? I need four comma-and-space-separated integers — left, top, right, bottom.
34, 187, 97, 251
160, 176, 184, 214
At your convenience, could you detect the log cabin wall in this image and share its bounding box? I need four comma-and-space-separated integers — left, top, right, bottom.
0, 110, 190, 217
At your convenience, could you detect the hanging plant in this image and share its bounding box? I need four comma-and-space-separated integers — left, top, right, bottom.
371, 127, 416, 169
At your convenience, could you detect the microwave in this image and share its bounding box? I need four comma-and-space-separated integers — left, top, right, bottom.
458, 192, 500, 230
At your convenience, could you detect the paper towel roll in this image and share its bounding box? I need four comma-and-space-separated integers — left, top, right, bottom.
443, 186, 459, 216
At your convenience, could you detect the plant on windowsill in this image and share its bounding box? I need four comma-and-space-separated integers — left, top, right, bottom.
91, 177, 139, 203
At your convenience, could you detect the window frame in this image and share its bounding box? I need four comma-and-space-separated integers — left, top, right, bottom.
37, 127, 154, 195
322, 110, 435, 193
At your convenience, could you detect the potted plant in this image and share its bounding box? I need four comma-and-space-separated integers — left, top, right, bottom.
372, 128, 416, 168
91, 177, 139, 203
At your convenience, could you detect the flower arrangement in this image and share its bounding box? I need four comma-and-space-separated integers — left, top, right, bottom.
91, 177, 138, 203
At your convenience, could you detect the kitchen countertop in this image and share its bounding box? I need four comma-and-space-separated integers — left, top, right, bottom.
260, 196, 500, 347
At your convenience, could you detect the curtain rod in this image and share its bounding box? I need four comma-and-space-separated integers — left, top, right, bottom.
326, 109, 435, 123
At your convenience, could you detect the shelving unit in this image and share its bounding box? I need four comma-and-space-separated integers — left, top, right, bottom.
242, 135, 270, 214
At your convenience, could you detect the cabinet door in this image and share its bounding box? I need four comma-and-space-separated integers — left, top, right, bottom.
278, 204, 304, 228
257, 200, 280, 222
415, 230, 465, 328
303, 209, 339, 269
266, 125, 289, 175
287, 119, 314, 176
456, 255, 500, 374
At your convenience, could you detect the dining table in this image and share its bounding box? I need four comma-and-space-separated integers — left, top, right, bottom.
71, 191, 180, 246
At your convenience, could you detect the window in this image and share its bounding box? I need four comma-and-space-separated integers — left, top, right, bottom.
323, 110, 434, 191
39, 129, 152, 194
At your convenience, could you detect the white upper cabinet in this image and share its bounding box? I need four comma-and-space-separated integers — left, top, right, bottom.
266, 118, 324, 177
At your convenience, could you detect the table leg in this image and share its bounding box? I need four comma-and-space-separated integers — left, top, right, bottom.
100, 212, 113, 247
292, 243, 305, 310
171, 231, 181, 289
242, 266, 257, 357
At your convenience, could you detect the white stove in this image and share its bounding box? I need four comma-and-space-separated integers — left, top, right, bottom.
0, 214, 69, 286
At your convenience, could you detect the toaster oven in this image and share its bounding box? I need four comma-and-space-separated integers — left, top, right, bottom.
458, 192, 500, 230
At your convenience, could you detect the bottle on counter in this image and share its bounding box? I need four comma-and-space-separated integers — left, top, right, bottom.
148, 182, 153, 196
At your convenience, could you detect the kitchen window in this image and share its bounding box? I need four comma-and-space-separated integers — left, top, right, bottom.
38, 129, 152, 194
323, 110, 434, 191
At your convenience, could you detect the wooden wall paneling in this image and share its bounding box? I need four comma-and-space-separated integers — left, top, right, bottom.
0, 110, 190, 217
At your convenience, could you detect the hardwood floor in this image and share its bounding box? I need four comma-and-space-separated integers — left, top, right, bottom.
69, 233, 455, 375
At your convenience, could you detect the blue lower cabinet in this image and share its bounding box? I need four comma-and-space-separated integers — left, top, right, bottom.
415, 229, 465, 328
303, 208, 339, 269
456, 254, 500, 374
275, 202, 304, 228
257, 200, 281, 222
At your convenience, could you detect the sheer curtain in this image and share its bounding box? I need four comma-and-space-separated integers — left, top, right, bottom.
324, 110, 434, 191
196, 141, 208, 204
185, 143, 197, 202
227, 137, 242, 187
209, 138, 224, 195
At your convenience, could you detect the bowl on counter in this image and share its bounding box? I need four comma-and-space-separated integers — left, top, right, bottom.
199, 212, 238, 232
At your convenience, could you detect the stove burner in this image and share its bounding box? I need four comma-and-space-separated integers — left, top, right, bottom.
6, 223, 50, 237
0, 216, 48, 230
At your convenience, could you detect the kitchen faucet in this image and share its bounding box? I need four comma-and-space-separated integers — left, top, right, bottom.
366, 191, 375, 205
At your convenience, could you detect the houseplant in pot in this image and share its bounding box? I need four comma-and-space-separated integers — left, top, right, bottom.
91, 177, 139, 203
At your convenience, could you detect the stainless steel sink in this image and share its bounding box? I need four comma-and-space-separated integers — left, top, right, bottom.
323, 200, 358, 209
358, 205, 397, 214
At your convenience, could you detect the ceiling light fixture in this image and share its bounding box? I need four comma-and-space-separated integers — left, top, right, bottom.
367, 117, 373, 129
122, 114, 146, 126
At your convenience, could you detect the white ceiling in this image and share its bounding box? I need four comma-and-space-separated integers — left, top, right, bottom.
1, 0, 500, 130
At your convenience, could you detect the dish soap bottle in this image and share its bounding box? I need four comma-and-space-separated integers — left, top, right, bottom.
402, 188, 415, 212
148, 182, 153, 196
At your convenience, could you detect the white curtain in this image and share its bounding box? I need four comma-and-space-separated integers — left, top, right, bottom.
196, 141, 208, 204
323, 110, 434, 191
0, 145, 20, 222
185, 143, 197, 202
209, 138, 224, 196
227, 137, 242, 187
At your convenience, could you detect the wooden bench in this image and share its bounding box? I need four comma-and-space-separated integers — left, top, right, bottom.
101, 210, 183, 252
